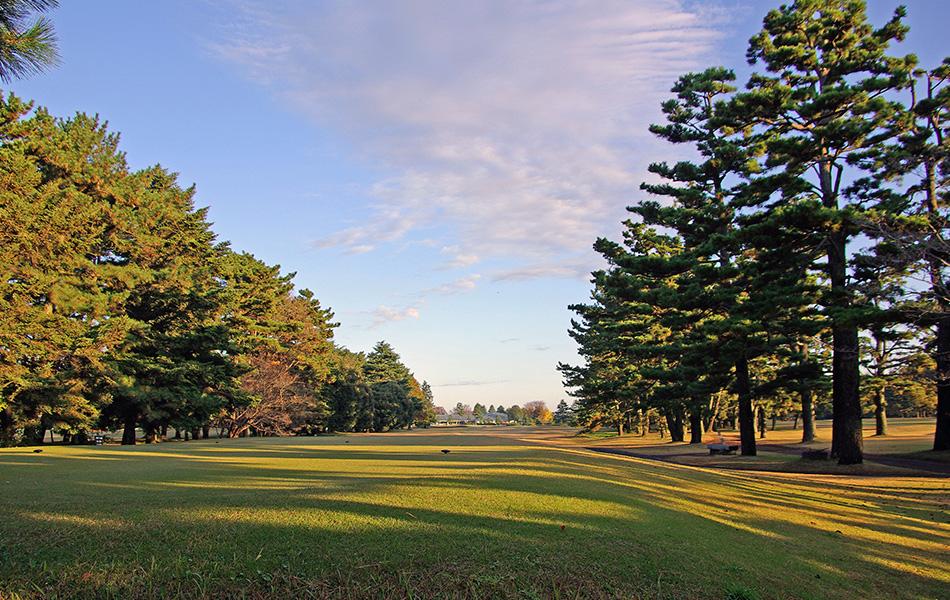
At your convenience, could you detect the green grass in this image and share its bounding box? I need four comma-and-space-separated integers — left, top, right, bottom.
0, 427, 947, 599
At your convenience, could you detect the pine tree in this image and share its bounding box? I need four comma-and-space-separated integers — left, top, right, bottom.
636, 67, 760, 451
99, 167, 242, 444
725, 0, 913, 464
0, 98, 140, 444
361, 341, 415, 431
851, 58, 950, 450
0, 0, 59, 82
561, 223, 686, 438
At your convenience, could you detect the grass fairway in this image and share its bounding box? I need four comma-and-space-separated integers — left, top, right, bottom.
0, 427, 947, 599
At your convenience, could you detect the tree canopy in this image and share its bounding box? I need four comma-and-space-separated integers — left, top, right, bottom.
0, 94, 434, 445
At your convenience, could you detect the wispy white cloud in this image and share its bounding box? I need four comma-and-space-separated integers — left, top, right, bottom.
432, 275, 482, 296
208, 0, 727, 278
490, 254, 606, 283
436, 246, 481, 270
435, 379, 511, 388
396, 274, 484, 298
362, 301, 427, 329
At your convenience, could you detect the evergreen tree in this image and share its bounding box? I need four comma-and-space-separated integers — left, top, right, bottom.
726, 0, 912, 464
100, 167, 242, 444
414, 380, 436, 428
211, 253, 337, 438
360, 341, 416, 431
637, 67, 760, 450
0, 99, 144, 444
552, 400, 573, 425
851, 58, 950, 449
324, 350, 369, 432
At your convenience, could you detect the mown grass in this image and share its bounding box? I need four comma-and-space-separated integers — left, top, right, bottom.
0, 426, 947, 599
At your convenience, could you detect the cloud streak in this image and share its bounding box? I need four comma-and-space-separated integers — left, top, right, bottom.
361, 301, 426, 329
209, 0, 726, 279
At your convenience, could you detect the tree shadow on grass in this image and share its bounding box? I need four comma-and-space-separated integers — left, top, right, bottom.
0, 433, 947, 599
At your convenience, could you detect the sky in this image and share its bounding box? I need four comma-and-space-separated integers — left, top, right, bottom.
9, 0, 949, 411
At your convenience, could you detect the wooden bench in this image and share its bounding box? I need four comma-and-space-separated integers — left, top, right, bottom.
801, 448, 829, 460
707, 443, 739, 455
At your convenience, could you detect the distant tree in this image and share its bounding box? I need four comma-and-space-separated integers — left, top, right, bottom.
0, 0, 60, 82
506, 405, 525, 423
523, 400, 551, 424
453, 402, 471, 416
364, 342, 411, 386
886, 353, 937, 417
367, 380, 412, 432
488, 404, 495, 413
495, 405, 505, 414
553, 400, 573, 425
212, 286, 336, 439
208, 252, 299, 440
850, 58, 950, 450
325, 351, 370, 432
473, 403, 486, 418
413, 380, 436, 428
860, 323, 921, 436
360, 341, 418, 431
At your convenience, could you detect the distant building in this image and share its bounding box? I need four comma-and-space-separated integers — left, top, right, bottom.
435, 412, 478, 425
434, 411, 509, 425
480, 412, 508, 424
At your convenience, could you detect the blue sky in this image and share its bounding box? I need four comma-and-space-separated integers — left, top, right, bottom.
9, 0, 948, 411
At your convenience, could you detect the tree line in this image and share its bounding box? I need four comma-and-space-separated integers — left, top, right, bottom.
0, 93, 435, 445
560, 0, 950, 464
438, 400, 559, 424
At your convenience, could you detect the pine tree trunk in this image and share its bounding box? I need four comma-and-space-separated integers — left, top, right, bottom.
828, 228, 863, 465
874, 387, 888, 436
665, 410, 685, 442
735, 353, 756, 456
23, 425, 44, 445
0, 407, 15, 446
800, 387, 815, 443
758, 406, 767, 439
934, 316, 950, 450
689, 409, 703, 444
925, 156, 950, 450
705, 393, 721, 433
831, 322, 863, 464
122, 413, 137, 445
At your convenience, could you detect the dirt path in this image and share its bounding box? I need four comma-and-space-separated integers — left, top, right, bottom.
586, 443, 950, 477
755, 443, 950, 475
